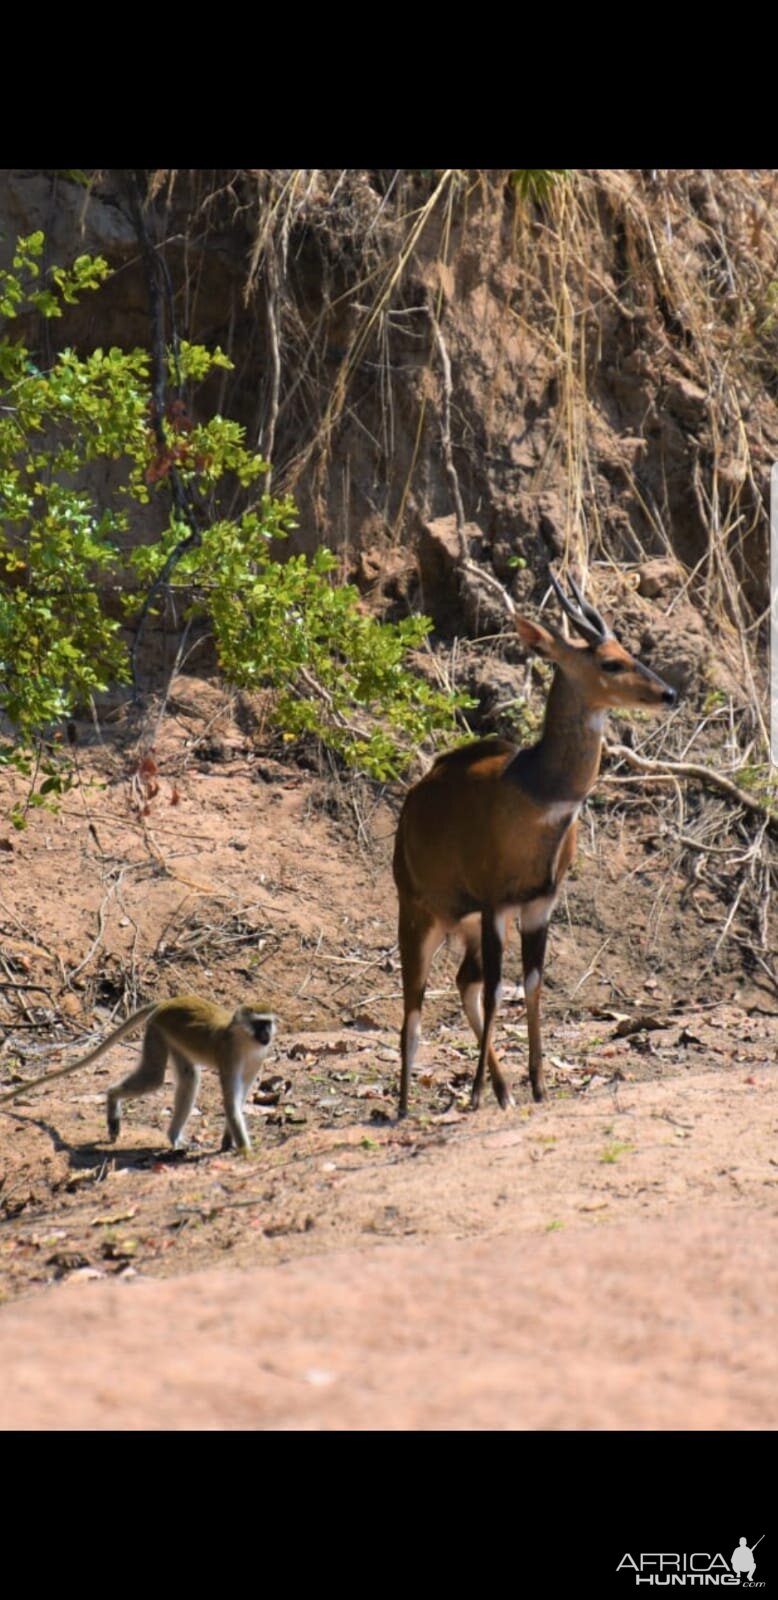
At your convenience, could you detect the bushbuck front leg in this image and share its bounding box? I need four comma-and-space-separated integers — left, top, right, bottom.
520, 899, 552, 1102
397, 906, 444, 1116
457, 930, 513, 1111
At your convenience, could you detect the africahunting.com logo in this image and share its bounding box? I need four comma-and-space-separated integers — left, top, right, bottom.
617, 1536, 766, 1587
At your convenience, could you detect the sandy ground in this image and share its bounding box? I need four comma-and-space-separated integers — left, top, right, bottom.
1, 1066, 776, 1429
1, 691, 776, 1429
2, 1204, 776, 1431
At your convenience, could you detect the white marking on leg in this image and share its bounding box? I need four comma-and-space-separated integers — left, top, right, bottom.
524, 968, 541, 995
520, 896, 555, 933
462, 983, 484, 1039
404, 1009, 422, 1075
420, 924, 446, 968
541, 801, 580, 826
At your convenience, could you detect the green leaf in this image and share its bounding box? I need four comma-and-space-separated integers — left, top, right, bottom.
1, 227, 462, 804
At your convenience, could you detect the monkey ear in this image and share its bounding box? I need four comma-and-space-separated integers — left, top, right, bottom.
514, 615, 559, 658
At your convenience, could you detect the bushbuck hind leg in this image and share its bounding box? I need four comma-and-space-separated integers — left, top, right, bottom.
520, 901, 551, 1102
471, 911, 511, 1111
106, 1023, 167, 1142
397, 907, 445, 1116
456, 929, 513, 1111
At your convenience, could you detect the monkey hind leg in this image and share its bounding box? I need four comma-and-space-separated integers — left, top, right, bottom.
106, 1024, 167, 1143
167, 1051, 202, 1150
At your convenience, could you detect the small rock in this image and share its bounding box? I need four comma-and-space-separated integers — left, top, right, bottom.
636, 559, 685, 600
418, 516, 507, 634
664, 375, 708, 427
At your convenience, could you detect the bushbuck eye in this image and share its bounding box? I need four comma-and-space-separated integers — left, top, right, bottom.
601, 659, 625, 674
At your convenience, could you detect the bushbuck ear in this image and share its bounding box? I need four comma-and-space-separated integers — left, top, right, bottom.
514, 615, 558, 657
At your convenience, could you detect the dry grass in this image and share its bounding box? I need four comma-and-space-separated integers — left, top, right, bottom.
115, 169, 778, 969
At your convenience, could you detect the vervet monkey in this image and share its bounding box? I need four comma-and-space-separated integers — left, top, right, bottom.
0, 996, 277, 1153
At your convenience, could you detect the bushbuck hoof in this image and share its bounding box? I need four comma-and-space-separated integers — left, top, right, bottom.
531, 1081, 548, 1104
494, 1082, 514, 1110
470, 1084, 482, 1111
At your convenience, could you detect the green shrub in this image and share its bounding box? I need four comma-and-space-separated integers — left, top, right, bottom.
0, 233, 467, 814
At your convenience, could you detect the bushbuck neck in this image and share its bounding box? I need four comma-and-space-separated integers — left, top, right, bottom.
507, 664, 605, 807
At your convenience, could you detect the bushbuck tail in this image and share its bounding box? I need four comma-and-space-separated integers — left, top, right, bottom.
393, 570, 677, 1115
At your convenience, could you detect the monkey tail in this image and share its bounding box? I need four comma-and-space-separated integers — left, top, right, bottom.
0, 1002, 159, 1108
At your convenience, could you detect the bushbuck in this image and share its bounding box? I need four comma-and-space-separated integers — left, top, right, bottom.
393, 570, 676, 1114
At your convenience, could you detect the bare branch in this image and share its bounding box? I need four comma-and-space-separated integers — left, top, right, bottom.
429, 311, 466, 547
606, 742, 778, 831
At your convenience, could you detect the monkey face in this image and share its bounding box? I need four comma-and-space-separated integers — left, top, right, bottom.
234, 1008, 276, 1048
250, 1016, 275, 1047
